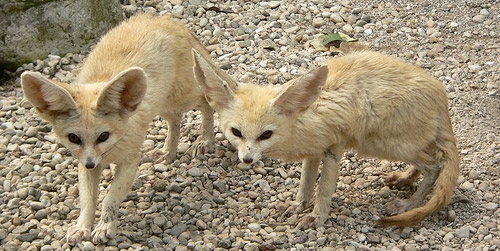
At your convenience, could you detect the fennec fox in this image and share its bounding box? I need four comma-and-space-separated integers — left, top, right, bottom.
20, 15, 227, 243
192, 49, 459, 229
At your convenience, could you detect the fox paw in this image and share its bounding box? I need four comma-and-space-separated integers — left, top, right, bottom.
296, 214, 326, 230
66, 225, 91, 245
282, 201, 306, 217
146, 149, 176, 164
91, 221, 117, 244
382, 171, 413, 187
385, 198, 410, 216
188, 139, 215, 157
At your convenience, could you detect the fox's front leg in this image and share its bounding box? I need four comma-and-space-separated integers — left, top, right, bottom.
283, 158, 321, 217
189, 103, 215, 157
297, 150, 341, 230
92, 155, 139, 243
66, 164, 104, 244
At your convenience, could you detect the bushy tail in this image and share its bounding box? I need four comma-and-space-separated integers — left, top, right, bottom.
378, 137, 460, 227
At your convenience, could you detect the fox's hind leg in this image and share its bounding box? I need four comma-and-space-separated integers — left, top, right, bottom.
188, 102, 215, 157
147, 113, 182, 164
382, 166, 421, 187
384, 153, 439, 215
66, 163, 106, 244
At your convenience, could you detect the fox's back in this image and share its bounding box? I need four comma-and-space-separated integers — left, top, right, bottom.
319, 51, 452, 158
74, 14, 209, 118
324, 51, 447, 104
78, 15, 188, 82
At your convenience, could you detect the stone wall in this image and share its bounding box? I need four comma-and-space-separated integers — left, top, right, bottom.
0, 0, 123, 71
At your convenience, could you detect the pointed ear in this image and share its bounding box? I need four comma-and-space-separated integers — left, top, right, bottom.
270, 65, 329, 116
96, 67, 147, 116
192, 49, 238, 111
21, 71, 77, 120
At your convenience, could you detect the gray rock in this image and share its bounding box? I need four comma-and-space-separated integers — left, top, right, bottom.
479, 9, 489, 16
454, 227, 470, 238
172, 5, 184, 18
171, 223, 188, 236
443, 232, 454, 241
81, 241, 95, 251
342, 24, 353, 33
248, 222, 261, 232
199, 17, 209, 27
25, 127, 37, 137
237, 41, 251, 48
366, 234, 380, 244
468, 64, 482, 72
213, 180, 227, 192
312, 18, 326, 27
472, 14, 486, 23
258, 180, 271, 192
260, 39, 276, 50
352, 8, 362, 14
188, 167, 203, 177
268, 1, 281, 8
30, 201, 45, 210
483, 202, 498, 211
16, 230, 39, 242
218, 238, 232, 249
35, 209, 48, 220
330, 13, 344, 23
0, 0, 123, 70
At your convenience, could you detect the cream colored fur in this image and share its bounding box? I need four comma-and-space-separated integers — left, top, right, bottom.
193, 50, 459, 229
21, 15, 223, 244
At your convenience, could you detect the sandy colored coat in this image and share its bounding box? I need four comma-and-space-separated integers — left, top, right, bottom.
193, 50, 459, 228
21, 15, 222, 243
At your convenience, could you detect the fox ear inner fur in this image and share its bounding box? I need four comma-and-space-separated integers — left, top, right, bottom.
192, 49, 238, 111
270, 65, 329, 117
96, 67, 148, 116
21, 72, 78, 120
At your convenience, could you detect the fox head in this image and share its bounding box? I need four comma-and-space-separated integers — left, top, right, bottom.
192, 49, 328, 165
21, 67, 147, 169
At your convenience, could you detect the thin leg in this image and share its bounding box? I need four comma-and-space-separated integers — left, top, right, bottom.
66, 163, 105, 244
382, 166, 422, 187
385, 166, 439, 215
297, 149, 342, 230
147, 113, 182, 164
92, 153, 140, 243
283, 158, 321, 217
189, 103, 215, 157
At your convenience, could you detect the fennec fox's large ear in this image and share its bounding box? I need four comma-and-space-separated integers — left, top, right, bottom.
270, 65, 328, 116
192, 49, 238, 111
96, 67, 147, 117
21, 71, 78, 121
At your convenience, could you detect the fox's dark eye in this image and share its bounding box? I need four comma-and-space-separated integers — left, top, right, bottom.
258, 130, 273, 140
68, 133, 82, 145
232, 128, 242, 138
96, 132, 110, 143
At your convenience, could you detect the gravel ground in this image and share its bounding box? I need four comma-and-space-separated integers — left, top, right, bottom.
1, 0, 499, 250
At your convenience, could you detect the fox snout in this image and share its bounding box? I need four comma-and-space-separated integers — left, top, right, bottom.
79, 156, 100, 169
84, 158, 96, 169
237, 143, 262, 165
77, 147, 102, 169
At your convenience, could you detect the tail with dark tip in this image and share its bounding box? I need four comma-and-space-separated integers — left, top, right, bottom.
378, 134, 459, 227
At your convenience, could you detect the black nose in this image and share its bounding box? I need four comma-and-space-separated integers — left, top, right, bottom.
243, 158, 253, 164
85, 162, 95, 169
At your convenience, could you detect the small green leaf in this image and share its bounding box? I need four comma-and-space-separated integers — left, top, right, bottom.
321, 32, 358, 48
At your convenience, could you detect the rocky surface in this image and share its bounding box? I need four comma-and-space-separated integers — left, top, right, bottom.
1, 0, 499, 250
